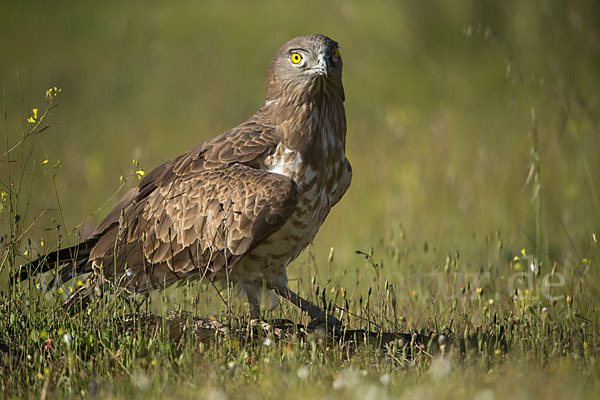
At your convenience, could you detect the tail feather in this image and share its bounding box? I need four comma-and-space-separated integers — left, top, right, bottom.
12, 239, 97, 286
47, 257, 91, 289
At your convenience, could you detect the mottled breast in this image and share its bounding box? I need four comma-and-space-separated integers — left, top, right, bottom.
232, 136, 351, 286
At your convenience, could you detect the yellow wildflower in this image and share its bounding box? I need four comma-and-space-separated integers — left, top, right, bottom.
28, 108, 39, 124
514, 262, 522, 271
46, 87, 61, 99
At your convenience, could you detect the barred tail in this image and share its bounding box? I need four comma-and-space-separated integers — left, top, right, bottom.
12, 238, 98, 288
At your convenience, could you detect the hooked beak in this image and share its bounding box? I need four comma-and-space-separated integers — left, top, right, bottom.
311, 53, 329, 77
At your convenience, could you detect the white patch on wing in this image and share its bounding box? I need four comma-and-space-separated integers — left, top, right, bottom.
268, 158, 286, 175
266, 143, 303, 178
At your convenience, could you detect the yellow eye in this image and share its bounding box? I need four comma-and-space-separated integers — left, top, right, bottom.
290, 52, 303, 64
332, 47, 340, 59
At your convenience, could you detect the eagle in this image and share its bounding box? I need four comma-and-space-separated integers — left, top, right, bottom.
16, 34, 352, 328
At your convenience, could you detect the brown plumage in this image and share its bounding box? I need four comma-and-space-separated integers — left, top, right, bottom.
17, 35, 352, 326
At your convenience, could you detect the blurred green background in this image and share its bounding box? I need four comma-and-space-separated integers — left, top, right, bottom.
1, 0, 599, 301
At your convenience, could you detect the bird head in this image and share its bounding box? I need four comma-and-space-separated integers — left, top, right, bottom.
265, 35, 344, 102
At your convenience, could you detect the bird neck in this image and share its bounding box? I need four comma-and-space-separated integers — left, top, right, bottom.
262, 82, 346, 163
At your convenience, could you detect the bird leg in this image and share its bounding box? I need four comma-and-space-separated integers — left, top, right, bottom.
246, 288, 262, 321
269, 284, 342, 333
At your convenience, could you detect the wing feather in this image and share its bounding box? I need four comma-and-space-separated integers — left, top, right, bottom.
87, 122, 296, 293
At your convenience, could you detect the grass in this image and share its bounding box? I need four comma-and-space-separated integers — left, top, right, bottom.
1, 0, 600, 398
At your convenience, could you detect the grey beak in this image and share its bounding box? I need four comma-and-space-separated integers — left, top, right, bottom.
312, 53, 329, 77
